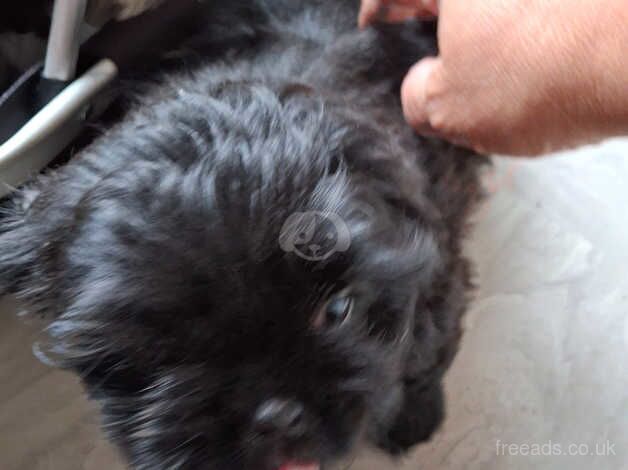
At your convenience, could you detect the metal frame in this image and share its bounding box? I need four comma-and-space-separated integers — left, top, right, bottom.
43, 0, 88, 82
0, 0, 202, 197
0, 0, 117, 197
0, 59, 118, 197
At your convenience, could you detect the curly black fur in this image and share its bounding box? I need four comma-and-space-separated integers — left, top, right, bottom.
0, 1, 484, 468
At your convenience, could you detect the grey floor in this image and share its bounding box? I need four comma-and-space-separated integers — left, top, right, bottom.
2, 139, 627, 470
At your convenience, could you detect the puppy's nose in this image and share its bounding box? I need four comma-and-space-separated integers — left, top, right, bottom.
254, 398, 306, 437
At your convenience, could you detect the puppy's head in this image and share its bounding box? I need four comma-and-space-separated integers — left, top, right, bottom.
0, 83, 458, 469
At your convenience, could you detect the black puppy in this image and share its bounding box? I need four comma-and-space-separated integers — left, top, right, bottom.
0, 1, 484, 469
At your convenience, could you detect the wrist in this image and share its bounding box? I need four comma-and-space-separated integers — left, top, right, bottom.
573, 0, 628, 142
594, 1, 628, 136
522, 0, 628, 151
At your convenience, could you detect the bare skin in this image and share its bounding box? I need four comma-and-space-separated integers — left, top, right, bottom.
359, 0, 628, 156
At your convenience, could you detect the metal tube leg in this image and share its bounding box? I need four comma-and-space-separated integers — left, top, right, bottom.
43, 0, 88, 82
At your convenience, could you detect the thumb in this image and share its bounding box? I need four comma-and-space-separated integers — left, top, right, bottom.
400, 57, 441, 133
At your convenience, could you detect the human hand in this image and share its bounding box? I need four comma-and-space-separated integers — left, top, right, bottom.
360, 0, 628, 156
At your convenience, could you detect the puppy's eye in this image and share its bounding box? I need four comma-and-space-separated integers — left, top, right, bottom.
326, 296, 353, 324
313, 291, 354, 330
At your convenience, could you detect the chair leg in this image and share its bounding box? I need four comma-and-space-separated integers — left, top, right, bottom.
43, 0, 87, 82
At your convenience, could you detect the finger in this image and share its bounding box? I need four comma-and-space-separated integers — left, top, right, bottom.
420, 0, 439, 16
379, 4, 425, 23
401, 57, 471, 148
359, 0, 439, 28
401, 57, 440, 130
358, 0, 381, 28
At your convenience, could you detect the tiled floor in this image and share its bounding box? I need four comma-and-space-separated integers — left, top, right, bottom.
2, 139, 627, 469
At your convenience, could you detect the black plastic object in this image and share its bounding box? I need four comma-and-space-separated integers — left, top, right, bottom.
79, 0, 206, 74
0, 63, 67, 146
